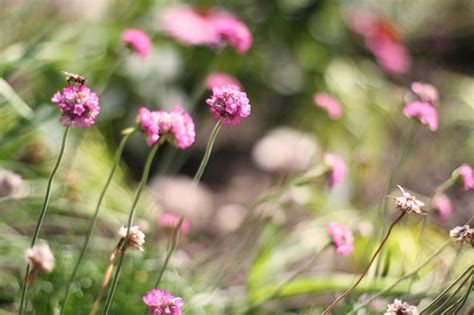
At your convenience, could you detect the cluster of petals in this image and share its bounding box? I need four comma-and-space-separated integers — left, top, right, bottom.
205, 72, 240, 90
458, 163, 474, 191
0, 168, 22, 198
431, 193, 452, 221
143, 289, 184, 315
327, 223, 354, 256
159, 4, 252, 53
449, 225, 474, 247
385, 299, 419, 315
313, 92, 342, 119
324, 153, 347, 187
206, 84, 251, 125
403, 82, 439, 131
393, 186, 425, 215
51, 84, 100, 128
118, 226, 146, 251
159, 212, 191, 236
25, 242, 55, 273
121, 28, 152, 59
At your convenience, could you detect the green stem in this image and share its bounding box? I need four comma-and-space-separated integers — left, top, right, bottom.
19, 126, 70, 315
101, 143, 160, 314
192, 119, 222, 188
430, 270, 472, 314
60, 130, 134, 315
453, 276, 473, 314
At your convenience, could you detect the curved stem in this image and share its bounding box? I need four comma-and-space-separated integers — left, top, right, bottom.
453, 276, 473, 314
192, 120, 221, 188
322, 211, 406, 315
60, 130, 134, 314
19, 126, 70, 315
430, 270, 472, 314
101, 143, 160, 314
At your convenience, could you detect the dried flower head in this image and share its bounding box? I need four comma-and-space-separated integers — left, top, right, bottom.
327, 223, 354, 256
385, 299, 419, 315
458, 163, 474, 191
0, 169, 22, 198
431, 193, 452, 221
449, 225, 474, 247
313, 92, 343, 120
403, 101, 438, 132
118, 226, 145, 251
206, 72, 240, 90
324, 153, 347, 187
121, 28, 152, 59
158, 212, 190, 236
143, 289, 184, 315
393, 186, 425, 215
51, 84, 100, 128
205, 84, 251, 125
25, 242, 55, 273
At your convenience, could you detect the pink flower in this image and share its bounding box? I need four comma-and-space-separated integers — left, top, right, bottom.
206, 84, 251, 125
143, 289, 184, 315
159, 212, 190, 236
209, 12, 252, 53
324, 153, 347, 187
313, 93, 342, 119
459, 164, 474, 191
206, 72, 240, 90
368, 39, 411, 74
169, 107, 196, 149
403, 101, 438, 131
327, 223, 354, 256
51, 85, 100, 128
121, 28, 152, 59
411, 82, 439, 105
431, 193, 452, 221
138, 107, 161, 146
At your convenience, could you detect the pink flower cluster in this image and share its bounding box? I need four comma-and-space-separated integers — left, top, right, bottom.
159, 212, 191, 236
431, 193, 452, 221
138, 106, 195, 149
313, 93, 342, 120
206, 72, 240, 90
459, 163, 474, 191
143, 289, 183, 315
324, 153, 347, 187
403, 82, 439, 131
121, 28, 152, 59
327, 223, 354, 256
206, 84, 251, 125
51, 85, 100, 128
159, 5, 252, 53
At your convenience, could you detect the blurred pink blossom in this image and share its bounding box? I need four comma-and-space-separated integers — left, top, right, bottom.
121, 28, 152, 59
159, 212, 190, 236
210, 12, 252, 53
368, 39, 411, 74
169, 107, 196, 149
431, 193, 452, 221
327, 223, 354, 256
403, 101, 438, 131
324, 153, 347, 187
313, 92, 342, 119
206, 84, 251, 125
459, 163, 474, 191
206, 72, 240, 90
143, 289, 184, 315
411, 82, 439, 105
138, 107, 161, 146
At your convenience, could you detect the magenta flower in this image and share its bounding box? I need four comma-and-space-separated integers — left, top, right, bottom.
121, 28, 152, 59
324, 153, 347, 187
206, 72, 240, 90
431, 193, 452, 221
210, 12, 252, 53
51, 85, 100, 128
368, 39, 411, 75
411, 82, 439, 105
327, 223, 354, 256
459, 163, 474, 191
169, 107, 196, 149
159, 212, 190, 236
143, 289, 184, 315
313, 92, 343, 119
206, 84, 251, 125
403, 101, 438, 131
138, 107, 161, 146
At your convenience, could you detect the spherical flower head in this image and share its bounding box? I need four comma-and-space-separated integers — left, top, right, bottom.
138, 107, 161, 146
158, 212, 191, 236
168, 107, 196, 149
211, 13, 252, 53
385, 299, 419, 315
458, 163, 474, 191
403, 101, 438, 131
121, 28, 152, 59
313, 92, 343, 119
394, 186, 425, 215
118, 226, 146, 251
205, 72, 240, 90
449, 225, 474, 247
324, 153, 347, 187
411, 82, 439, 105
327, 223, 354, 256
0, 168, 22, 198
51, 84, 100, 128
205, 84, 251, 125
431, 193, 452, 221
25, 242, 55, 273
143, 289, 184, 315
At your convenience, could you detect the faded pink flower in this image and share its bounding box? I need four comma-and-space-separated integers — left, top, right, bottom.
385, 299, 419, 315
159, 212, 190, 236
431, 193, 452, 221
403, 101, 438, 131
368, 39, 411, 74
459, 163, 474, 191
394, 185, 426, 215
143, 289, 184, 315
206, 72, 240, 90
327, 223, 354, 256
313, 92, 342, 119
169, 107, 196, 149
324, 153, 347, 187
210, 12, 252, 53
138, 107, 161, 146
411, 82, 439, 105
51, 85, 100, 128
118, 226, 146, 251
121, 28, 152, 59
25, 242, 55, 273
206, 84, 251, 125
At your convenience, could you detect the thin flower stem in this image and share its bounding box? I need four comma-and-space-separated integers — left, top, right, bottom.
61, 130, 135, 315
192, 119, 222, 188
430, 270, 472, 314
322, 211, 406, 315
19, 126, 71, 315
453, 276, 473, 314
101, 142, 160, 315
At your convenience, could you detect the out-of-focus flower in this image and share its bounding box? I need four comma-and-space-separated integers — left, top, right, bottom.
449, 225, 473, 247
138, 107, 161, 146
393, 186, 425, 215
143, 289, 184, 315
206, 84, 250, 125
210, 12, 252, 53
411, 82, 439, 105
252, 127, 319, 173
169, 107, 195, 149
118, 226, 145, 251
431, 193, 452, 221
327, 223, 354, 256
324, 153, 347, 187
51, 84, 100, 128
158, 212, 190, 236
403, 101, 438, 131
0, 169, 22, 198
368, 39, 411, 75
313, 92, 342, 119
25, 242, 55, 273
205, 72, 240, 90
385, 299, 419, 315
215, 203, 246, 233
121, 28, 152, 59
458, 163, 474, 191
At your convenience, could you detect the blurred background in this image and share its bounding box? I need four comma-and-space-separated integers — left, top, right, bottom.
0, 0, 473, 314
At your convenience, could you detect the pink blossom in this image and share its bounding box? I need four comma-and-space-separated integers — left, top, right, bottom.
51, 85, 100, 128
206, 84, 251, 125
159, 212, 190, 236
209, 12, 252, 53
169, 107, 196, 149
138, 107, 161, 146
121, 28, 152, 59
411, 82, 439, 105
327, 223, 354, 256
431, 193, 452, 221
143, 289, 184, 315
368, 39, 411, 74
324, 153, 347, 187
206, 72, 240, 90
459, 164, 474, 191
313, 92, 342, 119
403, 101, 438, 131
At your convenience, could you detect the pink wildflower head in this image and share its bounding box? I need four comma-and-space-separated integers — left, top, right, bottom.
143, 289, 184, 315
121, 28, 152, 59
369, 39, 411, 74
393, 185, 426, 215
313, 92, 343, 119
51, 84, 100, 128
168, 107, 196, 149
138, 107, 161, 146
205, 72, 240, 90
411, 82, 439, 105
431, 193, 452, 221
158, 212, 190, 236
324, 153, 347, 187
25, 242, 55, 273
458, 163, 474, 191
385, 299, 419, 315
403, 101, 438, 131
210, 12, 252, 53
327, 223, 354, 256
205, 84, 251, 125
